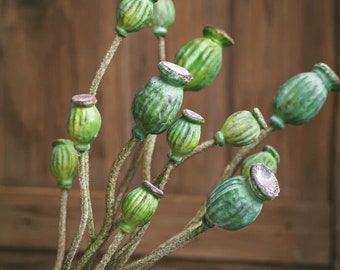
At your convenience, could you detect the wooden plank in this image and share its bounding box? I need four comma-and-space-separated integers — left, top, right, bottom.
0, 186, 330, 266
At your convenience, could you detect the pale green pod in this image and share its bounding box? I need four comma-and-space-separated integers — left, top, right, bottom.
116, 0, 158, 37
240, 145, 280, 176
150, 0, 175, 37
49, 139, 79, 190
118, 181, 163, 233
167, 109, 205, 162
67, 94, 102, 152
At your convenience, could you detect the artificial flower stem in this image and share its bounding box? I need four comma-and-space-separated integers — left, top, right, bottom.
62, 151, 89, 270
89, 34, 124, 96
74, 136, 139, 269
53, 189, 68, 270
121, 223, 207, 270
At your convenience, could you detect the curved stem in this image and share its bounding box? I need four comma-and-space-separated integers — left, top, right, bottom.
121, 223, 207, 270
89, 34, 124, 96
62, 152, 89, 270
95, 230, 126, 270
53, 189, 68, 270
75, 136, 139, 269
111, 223, 150, 269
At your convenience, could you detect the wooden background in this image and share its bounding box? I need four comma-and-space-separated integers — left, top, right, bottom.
0, 0, 340, 269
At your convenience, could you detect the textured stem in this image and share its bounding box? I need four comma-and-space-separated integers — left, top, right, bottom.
62, 152, 89, 270
85, 153, 95, 242
75, 136, 139, 269
158, 37, 166, 61
142, 135, 157, 181
89, 35, 124, 96
121, 223, 207, 270
152, 161, 175, 190
95, 230, 125, 270
111, 223, 151, 269
53, 189, 68, 270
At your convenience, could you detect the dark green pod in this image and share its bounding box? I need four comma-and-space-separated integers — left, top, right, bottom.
240, 145, 280, 176
215, 108, 267, 147
166, 109, 205, 162
270, 63, 340, 130
118, 181, 163, 233
132, 61, 192, 140
67, 94, 102, 152
175, 25, 234, 91
150, 0, 175, 37
116, 0, 158, 37
49, 139, 79, 190
202, 164, 280, 231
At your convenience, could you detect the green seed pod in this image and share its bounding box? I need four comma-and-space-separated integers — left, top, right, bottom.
174, 25, 234, 91
116, 0, 158, 38
240, 145, 280, 176
132, 61, 192, 140
202, 164, 280, 231
118, 181, 163, 233
150, 0, 175, 37
67, 94, 102, 152
49, 139, 79, 190
167, 109, 205, 162
270, 63, 340, 130
215, 108, 267, 147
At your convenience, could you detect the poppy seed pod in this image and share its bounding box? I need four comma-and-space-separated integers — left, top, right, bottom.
270, 63, 340, 130
202, 164, 280, 231
175, 25, 234, 91
67, 94, 102, 152
150, 0, 175, 37
49, 139, 79, 190
116, 0, 158, 38
215, 108, 267, 147
132, 61, 192, 140
118, 181, 163, 233
240, 145, 280, 176
167, 109, 205, 162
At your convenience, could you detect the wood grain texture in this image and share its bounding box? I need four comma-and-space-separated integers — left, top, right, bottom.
0, 0, 339, 269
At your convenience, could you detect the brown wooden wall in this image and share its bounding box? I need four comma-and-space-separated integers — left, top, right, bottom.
0, 0, 339, 269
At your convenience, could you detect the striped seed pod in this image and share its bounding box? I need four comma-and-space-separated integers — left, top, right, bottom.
116, 0, 158, 38
167, 109, 205, 162
67, 94, 102, 152
202, 164, 280, 231
150, 0, 175, 37
132, 61, 192, 140
270, 63, 340, 130
118, 181, 163, 233
175, 25, 234, 91
215, 108, 267, 147
240, 145, 280, 176
49, 139, 79, 189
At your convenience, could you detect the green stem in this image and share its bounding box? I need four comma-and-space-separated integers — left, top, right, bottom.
62, 152, 89, 270
95, 230, 126, 270
74, 136, 139, 269
84, 153, 95, 242
53, 189, 68, 270
121, 223, 207, 270
89, 34, 124, 96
